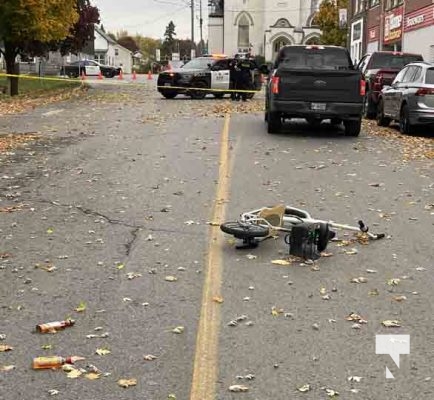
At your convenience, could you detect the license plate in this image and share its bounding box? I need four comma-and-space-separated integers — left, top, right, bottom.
311, 103, 326, 111
164, 83, 171, 86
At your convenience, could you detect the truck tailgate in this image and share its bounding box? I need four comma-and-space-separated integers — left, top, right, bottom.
276, 69, 362, 103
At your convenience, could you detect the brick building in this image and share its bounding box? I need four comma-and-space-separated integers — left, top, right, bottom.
348, 0, 434, 63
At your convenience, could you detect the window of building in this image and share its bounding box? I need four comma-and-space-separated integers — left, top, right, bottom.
386, 0, 403, 10
115, 48, 119, 56
238, 15, 250, 48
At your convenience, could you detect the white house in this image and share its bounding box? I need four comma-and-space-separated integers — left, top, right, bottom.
208, 0, 322, 62
94, 26, 132, 73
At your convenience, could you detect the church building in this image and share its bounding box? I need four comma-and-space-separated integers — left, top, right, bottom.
208, 0, 322, 62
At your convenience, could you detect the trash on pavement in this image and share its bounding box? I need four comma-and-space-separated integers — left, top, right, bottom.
36, 319, 75, 334
32, 355, 85, 369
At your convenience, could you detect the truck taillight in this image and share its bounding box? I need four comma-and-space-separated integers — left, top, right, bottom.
271, 76, 280, 94
415, 88, 434, 96
360, 79, 366, 96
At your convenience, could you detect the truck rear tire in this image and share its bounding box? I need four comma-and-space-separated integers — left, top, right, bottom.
344, 119, 361, 137
267, 111, 282, 134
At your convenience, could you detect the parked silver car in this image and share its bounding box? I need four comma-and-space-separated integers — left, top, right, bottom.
376, 62, 434, 134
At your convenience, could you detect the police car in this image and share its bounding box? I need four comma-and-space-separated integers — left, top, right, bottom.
157, 55, 261, 100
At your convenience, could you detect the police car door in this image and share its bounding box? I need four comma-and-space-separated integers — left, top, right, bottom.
84, 60, 101, 76
210, 60, 230, 90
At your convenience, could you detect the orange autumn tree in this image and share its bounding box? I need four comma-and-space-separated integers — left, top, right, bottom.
314, 0, 349, 47
0, 0, 78, 96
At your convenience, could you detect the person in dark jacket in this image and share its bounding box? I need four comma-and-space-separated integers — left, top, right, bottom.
236, 58, 254, 101
229, 58, 239, 101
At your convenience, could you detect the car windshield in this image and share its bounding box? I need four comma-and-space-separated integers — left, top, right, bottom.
276, 47, 352, 70
425, 68, 434, 84
370, 53, 423, 69
182, 58, 215, 69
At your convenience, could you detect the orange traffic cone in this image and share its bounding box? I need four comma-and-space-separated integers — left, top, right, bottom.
132, 70, 137, 81
80, 70, 86, 80
97, 71, 103, 80
147, 70, 153, 80
118, 70, 123, 80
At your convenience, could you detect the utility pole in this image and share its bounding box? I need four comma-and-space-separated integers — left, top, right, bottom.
191, 0, 195, 47
199, 0, 203, 54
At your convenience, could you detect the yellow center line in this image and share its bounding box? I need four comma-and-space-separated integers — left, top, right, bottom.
190, 113, 232, 400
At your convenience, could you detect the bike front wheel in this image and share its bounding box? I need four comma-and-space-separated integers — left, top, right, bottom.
220, 221, 269, 239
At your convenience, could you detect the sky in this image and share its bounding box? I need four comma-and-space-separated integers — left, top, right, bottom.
93, 0, 208, 40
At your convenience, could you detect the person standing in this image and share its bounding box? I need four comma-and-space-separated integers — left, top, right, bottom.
229, 57, 240, 101
237, 57, 253, 101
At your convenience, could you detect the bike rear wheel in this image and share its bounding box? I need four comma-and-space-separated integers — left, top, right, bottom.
220, 221, 269, 239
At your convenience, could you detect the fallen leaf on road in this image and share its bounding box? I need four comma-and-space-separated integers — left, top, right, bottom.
387, 278, 401, 286
348, 376, 362, 382
117, 263, 125, 270
393, 295, 407, 302
271, 259, 291, 265
165, 276, 178, 282
382, 320, 401, 327
369, 288, 380, 296
168, 395, 177, 400
66, 369, 82, 379
320, 288, 327, 295
246, 254, 257, 260
298, 384, 311, 392
0, 365, 15, 371
366, 269, 378, 274
46, 228, 54, 234
48, 389, 59, 396
126, 272, 142, 280
85, 372, 101, 380
344, 248, 358, 255
118, 378, 137, 388
321, 252, 334, 258
271, 306, 284, 316
346, 313, 368, 324
229, 385, 249, 392
351, 277, 368, 284
0, 345, 13, 352
172, 326, 184, 334
75, 301, 87, 312
35, 262, 56, 272
41, 344, 53, 350
96, 347, 111, 356
326, 388, 339, 397
144, 354, 157, 361
213, 296, 224, 304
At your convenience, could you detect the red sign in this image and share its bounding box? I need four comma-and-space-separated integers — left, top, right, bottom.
384, 6, 404, 44
368, 26, 379, 42
404, 4, 434, 32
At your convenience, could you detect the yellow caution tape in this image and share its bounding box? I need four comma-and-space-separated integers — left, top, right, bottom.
0, 72, 262, 93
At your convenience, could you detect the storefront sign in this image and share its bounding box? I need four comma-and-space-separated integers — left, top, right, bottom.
368, 26, 379, 42
404, 4, 434, 32
384, 6, 403, 44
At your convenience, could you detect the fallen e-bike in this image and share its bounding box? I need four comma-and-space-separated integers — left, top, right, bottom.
220, 205, 385, 260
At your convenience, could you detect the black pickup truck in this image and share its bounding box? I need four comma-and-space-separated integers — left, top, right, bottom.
263, 45, 365, 136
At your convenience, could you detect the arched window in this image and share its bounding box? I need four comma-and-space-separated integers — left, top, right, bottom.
238, 15, 250, 48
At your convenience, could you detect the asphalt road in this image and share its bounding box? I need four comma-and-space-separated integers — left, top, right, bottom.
0, 82, 433, 400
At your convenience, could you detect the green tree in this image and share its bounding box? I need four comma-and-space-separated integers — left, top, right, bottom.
135, 36, 161, 62
0, 0, 79, 96
117, 36, 139, 53
162, 21, 176, 56
314, 0, 349, 47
